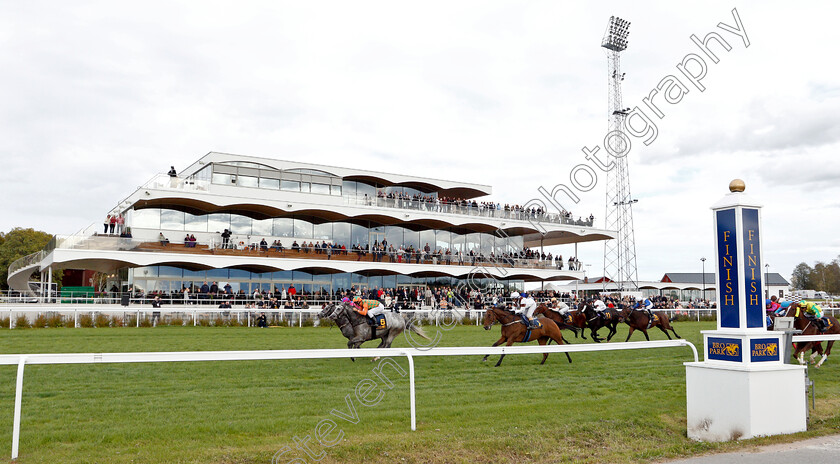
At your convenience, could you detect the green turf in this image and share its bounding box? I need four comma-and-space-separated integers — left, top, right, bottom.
0, 322, 838, 463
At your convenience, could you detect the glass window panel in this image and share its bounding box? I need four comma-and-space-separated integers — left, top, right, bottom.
311, 183, 330, 195
351, 223, 368, 248
160, 210, 185, 231
331, 185, 342, 196
480, 233, 494, 256
294, 219, 313, 239
382, 275, 396, 289
420, 230, 435, 251
333, 223, 351, 247
342, 181, 357, 197
281, 180, 300, 191
313, 223, 332, 240
385, 226, 403, 248
135, 266, 158, 278
451, 233, 465, 253
184, 269, 206, 279
185, 213, 207, 232
130, 209, 160, 229
158, 266, 183, 278
356, 182, 375, 198
259, 177, 280, 189
207, 213, 230, 233
228, 269, 250, 279
238, 175, 258, 188
206, 269, 229, 279
272, 270, 293, 281
292, 271, 312, 281
274, 218, 294, 237
404, 229, 420, 249
212, 173, 233, 185
332, 273, 350, 293
436, 230, 451, 252
230, 215, 252, 234
300, 182, 310, 193
466, 233, 481, 252
252, 218, 273, 236
369, 276, 383, 289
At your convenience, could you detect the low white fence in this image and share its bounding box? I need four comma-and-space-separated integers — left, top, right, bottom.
0, 340, 699, 460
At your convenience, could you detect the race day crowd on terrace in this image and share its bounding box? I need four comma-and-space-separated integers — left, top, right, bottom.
162, 232, 586, 271
370, 190, 596, 226
124, 283, 711, 313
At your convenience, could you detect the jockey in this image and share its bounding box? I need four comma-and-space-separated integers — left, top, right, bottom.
515, 292, 538, 328
351, 296, 386, 319
643, 297, 655, 320
510, 290, 521, 311
593, 298, 607, 312
802, 301, 827, 331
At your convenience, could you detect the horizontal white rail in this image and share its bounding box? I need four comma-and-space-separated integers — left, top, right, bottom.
2, 340, 696, 460
792, 334, 840, 343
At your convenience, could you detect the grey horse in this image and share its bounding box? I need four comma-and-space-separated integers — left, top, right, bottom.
318, 301, 430, 352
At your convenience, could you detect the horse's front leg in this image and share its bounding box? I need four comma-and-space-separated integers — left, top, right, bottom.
494, 339, 516, 367
483, 337, 506, 362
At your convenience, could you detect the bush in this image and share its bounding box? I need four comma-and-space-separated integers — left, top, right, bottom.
110, 315, 124, 327
95, 314, 111, 328
317, 317, 335, 328
139, 317, 153, 328
78, 314, 94, 328
301, 316, 315, 327
125, 315, 137, 327
0, 317, 10, 329
198, 318, 211, 327
213, 316, 227, 327
169, 317, 184, 327
47, 314, 65, 328
228, 318, 242, 327
14, 315, 31, 329
33, 314, 49, 328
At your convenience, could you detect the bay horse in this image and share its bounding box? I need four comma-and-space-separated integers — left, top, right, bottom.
533, 304, 585, 339
579, 303, 623, 342
620, 307, 681, 342
784, 302, 840, 368
318, 302, 430, 357
481, 307, 572, 367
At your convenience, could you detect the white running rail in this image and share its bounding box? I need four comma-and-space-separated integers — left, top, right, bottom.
0, 340, 697, 460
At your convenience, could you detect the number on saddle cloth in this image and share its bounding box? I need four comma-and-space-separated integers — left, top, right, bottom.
369, 314, 387, 329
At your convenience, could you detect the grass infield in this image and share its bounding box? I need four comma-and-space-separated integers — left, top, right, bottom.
0, 321, 839, 463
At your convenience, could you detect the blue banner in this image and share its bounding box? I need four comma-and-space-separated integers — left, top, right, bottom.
708, 337, 742, 362
742, 208, 763, 328
750, 338, 780, 362
716, 209, 739, 328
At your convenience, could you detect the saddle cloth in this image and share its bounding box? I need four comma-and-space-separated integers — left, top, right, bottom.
369, 314, 387, 330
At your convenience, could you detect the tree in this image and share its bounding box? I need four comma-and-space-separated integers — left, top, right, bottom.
0, 228, 54, 290
790, 262, 813, 290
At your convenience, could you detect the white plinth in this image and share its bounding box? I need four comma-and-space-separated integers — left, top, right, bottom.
685, 362, 807, 442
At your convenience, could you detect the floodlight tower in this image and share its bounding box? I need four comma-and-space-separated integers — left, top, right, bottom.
601, 16, 639, 292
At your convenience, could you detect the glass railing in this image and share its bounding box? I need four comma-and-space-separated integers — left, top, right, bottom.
142, 173, 211, 192
344, 195, 595, 226
137, 171, 595, 227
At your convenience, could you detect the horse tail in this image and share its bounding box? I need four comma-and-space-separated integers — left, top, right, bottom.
404, 314, 431, 341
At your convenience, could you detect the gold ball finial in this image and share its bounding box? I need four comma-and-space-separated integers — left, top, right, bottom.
729, 179, 745, 193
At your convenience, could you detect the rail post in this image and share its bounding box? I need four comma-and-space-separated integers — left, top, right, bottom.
11, 356, 26, 461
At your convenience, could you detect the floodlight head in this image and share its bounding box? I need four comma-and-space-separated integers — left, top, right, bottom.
601, 15, 631, 52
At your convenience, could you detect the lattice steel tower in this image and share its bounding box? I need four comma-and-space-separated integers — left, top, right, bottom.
601, 16, 638, 291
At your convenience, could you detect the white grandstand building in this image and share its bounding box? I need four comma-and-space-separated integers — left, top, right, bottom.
8, 152, 615, 298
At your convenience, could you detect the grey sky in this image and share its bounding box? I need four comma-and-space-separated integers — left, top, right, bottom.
1, 1, 837, 282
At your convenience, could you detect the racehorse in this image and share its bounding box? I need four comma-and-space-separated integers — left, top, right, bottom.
481, 307, 572, 367
533, 304, 585, 339
620, 307, 681, 342
783, 302, 840, 368
578, 303, 623, 342
318, 302, 430, 357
